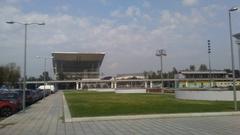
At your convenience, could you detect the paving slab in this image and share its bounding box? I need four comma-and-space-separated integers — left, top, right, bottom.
0, 91, 240, 135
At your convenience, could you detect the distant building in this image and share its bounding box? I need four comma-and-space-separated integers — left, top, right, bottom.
116, 73, 145, 80
176, 70, 235, 88
52, 52, 105, 80
177, 70, 230, 79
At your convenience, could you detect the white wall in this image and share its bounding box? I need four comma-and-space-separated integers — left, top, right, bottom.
115, 89, 146, 93
87, 89, 115, 92
175, 90, 240, 101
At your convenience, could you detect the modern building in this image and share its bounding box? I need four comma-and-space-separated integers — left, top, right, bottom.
52, 52, 105, 80
177, 70, 230, 79
116, 73, 145, 80
176, 70, 235, 88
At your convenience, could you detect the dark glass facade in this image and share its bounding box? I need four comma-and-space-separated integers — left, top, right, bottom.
52, 52, 105, 80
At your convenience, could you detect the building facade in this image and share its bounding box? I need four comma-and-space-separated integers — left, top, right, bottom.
176, 70, 236, 88
52, 52, 105, 80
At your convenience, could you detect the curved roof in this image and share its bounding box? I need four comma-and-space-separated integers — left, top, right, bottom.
233, 33, 240, 39
52, 52, 105, 74
52, 52, 105, 61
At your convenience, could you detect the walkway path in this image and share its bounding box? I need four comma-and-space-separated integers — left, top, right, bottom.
0, 91, 240, 135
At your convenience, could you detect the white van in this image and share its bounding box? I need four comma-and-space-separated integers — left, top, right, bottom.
38, 85, 56, 93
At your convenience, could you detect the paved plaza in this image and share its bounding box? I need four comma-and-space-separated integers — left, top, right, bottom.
0, 91, 240, 135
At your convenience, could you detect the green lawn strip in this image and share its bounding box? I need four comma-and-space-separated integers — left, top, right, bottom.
64, 91, 236, 117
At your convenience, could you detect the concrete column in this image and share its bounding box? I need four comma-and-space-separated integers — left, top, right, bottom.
150, 81, 153, 88
80, 82, 83, 90
114, 81, 117, 89
174, 79, 177, 89
111, 81, 114, 88
185, 81, 188, 88
144, 81, 148, 88
76, 82, 79, 90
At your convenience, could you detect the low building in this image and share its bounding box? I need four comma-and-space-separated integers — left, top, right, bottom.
52, 52, 105, 80
177, 70, 230, 79
176, 70, 234, 88
116, 73, 145, 80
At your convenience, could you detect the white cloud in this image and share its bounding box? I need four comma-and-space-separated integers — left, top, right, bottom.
110, 10, 122, 18
108, 62, 120, 70
126, 6, 141, 17
55, 5, 69, 13
111, 6, 142, 18
0, 0, 31, 5
0, 3, 230, 76
110, 6, 151, 23
182, 0, 198, 6
143, 14, 151, 21
143, 0, 151, 8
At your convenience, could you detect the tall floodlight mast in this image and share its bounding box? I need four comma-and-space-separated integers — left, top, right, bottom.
156, 49, 167, 90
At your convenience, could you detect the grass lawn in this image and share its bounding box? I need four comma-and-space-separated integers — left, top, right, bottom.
64, 91, 237, 117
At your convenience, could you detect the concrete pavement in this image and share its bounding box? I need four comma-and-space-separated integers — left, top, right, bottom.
0, 91, 240, 135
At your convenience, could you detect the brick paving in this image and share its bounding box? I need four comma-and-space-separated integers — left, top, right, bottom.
0, 91, 240, 135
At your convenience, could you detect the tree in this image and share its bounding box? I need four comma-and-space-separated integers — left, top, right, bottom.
39, 71, 52, 81
143, 71, 149, 79
235, 70, 240, 78
0, 63, 21, 88
190, 65, 196, 71
172, 67, 178, 74
150, 72, 158, 79
199, 64, 208, 71
27, 76, 38, 81
57, 72, 65, 80
0, 66, 7, 86
224, 69, 231, 73
7, 63, 21, 87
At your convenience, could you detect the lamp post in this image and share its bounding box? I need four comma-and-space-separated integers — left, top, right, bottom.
208, 40, 212, 88
228, 7, 238, 111
36, 56, 52, 99
233, 33, 240, 69
6, 21, 45, 112
156, 49, 167, 90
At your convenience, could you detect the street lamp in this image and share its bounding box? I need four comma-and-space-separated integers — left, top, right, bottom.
233, 33, 240, 70
207, 40, 213, 88
6, 21, 45, 112
156, 49, 167, 90
228, 7, 238, 111
36, 56, 53, 99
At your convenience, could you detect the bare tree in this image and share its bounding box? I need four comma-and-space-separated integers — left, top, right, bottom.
0, 63, 20, 88
199, 64, 208, 71
190, 65, 196, 71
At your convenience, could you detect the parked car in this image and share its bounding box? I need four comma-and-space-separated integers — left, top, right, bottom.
38, 89, 44, 99
13, 90, 34, 105
32, 89, 45, 102
0, 86, 9, 93
0, 94, 19, 117
31, 90, 38, 103
0, 92, 22, 110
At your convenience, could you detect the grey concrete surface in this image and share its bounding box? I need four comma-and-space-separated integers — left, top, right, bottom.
0, 91, 240, 135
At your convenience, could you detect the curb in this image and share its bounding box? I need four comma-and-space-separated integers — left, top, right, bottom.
62, 93, 240, 122
62, 95, 72, 122
69, 111, 240, 122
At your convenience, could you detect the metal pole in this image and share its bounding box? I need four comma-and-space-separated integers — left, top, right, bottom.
208, 40, 212, 88
160, 55, 163, 88
43, 58, 46, 98
6, 21, 45, 111
238, 45, 240, 70
229, 10, 238, 111
208, 54, 212, 87
22, 24, 27, 112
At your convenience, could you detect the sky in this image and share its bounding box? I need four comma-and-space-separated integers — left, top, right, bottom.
0, 0, 240, 78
